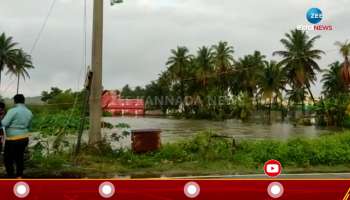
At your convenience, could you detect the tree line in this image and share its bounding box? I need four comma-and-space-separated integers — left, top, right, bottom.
121, 29, 350, 124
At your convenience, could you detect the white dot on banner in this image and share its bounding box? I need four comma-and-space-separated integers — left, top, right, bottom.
102, 185, 112, 194
184, 182, 200, 198
267, 182, 284, 199
99, 182, 115, 198
187, 185, 197, 195
271, 185, 281, 195
17, 185, 27, 195
13, 182, 30, 198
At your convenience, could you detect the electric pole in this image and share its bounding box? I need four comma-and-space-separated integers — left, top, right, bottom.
89, 0, 104, 145
88, 0, 124, 145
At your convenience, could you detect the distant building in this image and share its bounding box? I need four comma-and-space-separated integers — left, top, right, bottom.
101, 90, 144, 116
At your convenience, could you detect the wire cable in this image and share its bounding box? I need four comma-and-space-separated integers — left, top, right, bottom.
56, 0, 90, 150
30, 0, 58, 54
83, 0, 88, 76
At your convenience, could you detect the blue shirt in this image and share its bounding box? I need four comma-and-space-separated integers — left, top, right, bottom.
1, 104, 33, 137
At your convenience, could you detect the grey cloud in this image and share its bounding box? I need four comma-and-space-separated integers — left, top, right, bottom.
0, 0, 349, 97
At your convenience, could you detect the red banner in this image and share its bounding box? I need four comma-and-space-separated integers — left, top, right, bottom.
1, 179, 350, 199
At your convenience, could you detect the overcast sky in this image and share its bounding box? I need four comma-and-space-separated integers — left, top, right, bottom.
0, 0, 349, 98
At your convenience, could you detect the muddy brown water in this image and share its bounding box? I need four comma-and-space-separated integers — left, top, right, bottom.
28, 115, 341, 153
103, 116, 340, 144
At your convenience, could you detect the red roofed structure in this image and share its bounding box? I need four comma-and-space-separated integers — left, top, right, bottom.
102, 90, 145, 116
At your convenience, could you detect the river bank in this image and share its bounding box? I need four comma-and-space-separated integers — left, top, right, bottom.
2, 130, 350, 179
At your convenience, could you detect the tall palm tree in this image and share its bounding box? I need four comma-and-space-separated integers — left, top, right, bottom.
166, 46, 192, 101
11, 49, 34, 94
0, 32, 18, 89
212, 41, 234, 73
273, 29, 324, 104
195, 46, 213, 88
234, 51, 265, 97
321, 61, 346, 97
212, 41, 234, 95
286, 87, 308, 121
334, 41, 350, 85
258, 61, 286, 121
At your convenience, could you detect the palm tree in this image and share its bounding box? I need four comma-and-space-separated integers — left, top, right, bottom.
0, 32, 18, 89
166, 46, 193, 101
195, 46, 213, 88
286, 87, 308, 122
321, 61, 346, 97
212, 41, 234, 73
273, 29, 324, 105
212, 41, 234, 95
234, 51, 265, 97
334, 41, 350, 85
258, 61, 286, 121
11, 49, 34, 94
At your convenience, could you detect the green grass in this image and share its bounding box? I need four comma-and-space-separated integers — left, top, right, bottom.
19, 131, 350, 178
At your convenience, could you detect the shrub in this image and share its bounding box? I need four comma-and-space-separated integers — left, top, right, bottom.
31, 108, 84, 135
285, 138, 313, 166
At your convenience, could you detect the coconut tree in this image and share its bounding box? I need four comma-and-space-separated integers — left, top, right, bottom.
321, 61, 347, 97
212, 41, 234, 95
166, 46, 193, 103
212, 41, 234, 73
258, 60, 286, 121
273, 29, 324, 107
11, 49, 34, 94
234, 51, 265, 97
335, 41, 350, 85
286, 87, 308, 122
195, 46, 213, 87
0, 32, 18, 89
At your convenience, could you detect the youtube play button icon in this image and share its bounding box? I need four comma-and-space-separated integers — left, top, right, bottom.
264, 160, 282, 177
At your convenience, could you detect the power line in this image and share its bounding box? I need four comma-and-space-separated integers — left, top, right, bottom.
83, 0, 88, 75
2, 0, 57, 96
61, 0, 89, 139
30, 0, 58, 54
76, 0, 89, 90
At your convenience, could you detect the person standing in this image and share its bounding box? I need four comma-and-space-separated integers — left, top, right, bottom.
0, 102, 6, 154
0, 102, 5, 118
1, 94, 33, 178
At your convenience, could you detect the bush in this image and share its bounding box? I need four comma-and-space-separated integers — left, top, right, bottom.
249, 140, 286, 164
31, 108, 85, 135
310, 134, 350, 165
285, 138, 313, 166
181, 132, 234, 161
314, 94, 350, 127
26, 131, 350, 176
109, 131, 350, 169
233, 132, 350, 167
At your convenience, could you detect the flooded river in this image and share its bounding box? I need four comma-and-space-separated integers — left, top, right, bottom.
29, 116, 342, 153
103, 116, 339, 144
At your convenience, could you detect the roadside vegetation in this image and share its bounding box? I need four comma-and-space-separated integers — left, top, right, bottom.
16, 131, 350, 178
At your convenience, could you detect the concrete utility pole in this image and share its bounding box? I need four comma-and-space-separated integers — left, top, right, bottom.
89, 0, 124, 145
89, 0, 104, 145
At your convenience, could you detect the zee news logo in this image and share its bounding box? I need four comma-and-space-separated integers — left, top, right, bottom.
297, 7, 334, 31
